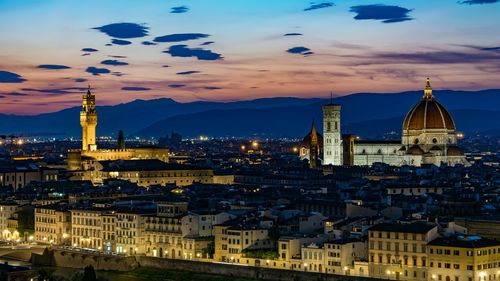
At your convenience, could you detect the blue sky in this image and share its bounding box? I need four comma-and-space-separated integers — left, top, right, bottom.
0, 0, 499, 114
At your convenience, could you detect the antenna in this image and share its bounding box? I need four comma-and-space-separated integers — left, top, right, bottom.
330, 92, 333, 104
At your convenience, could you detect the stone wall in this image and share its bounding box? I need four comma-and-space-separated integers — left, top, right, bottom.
32, 249, 138, 271
33, 249, 382, 281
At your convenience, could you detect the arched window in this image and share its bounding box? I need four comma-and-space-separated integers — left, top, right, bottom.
432, 138, 437, 143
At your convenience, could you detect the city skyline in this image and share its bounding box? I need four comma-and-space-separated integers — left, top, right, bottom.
1, 0, 500, 114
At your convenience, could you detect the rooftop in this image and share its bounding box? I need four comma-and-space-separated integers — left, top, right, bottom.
369, 222, 437, 234
428, 236, 500, 248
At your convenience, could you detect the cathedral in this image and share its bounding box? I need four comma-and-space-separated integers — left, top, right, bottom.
67, 87, 169, 171
300, 79, 469, 167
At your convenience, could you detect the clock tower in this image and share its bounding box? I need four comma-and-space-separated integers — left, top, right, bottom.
80, 86, 98, 151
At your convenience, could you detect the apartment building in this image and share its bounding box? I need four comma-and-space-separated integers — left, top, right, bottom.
214, 222, 272, 263
428, 236, 500, 281
368, 222, 439, 281
34, 205, 71, 245
0, 202, 18, 240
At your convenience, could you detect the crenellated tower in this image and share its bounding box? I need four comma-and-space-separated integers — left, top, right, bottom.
80, 86, 98, 151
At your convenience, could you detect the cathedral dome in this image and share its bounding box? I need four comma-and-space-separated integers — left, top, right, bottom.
403, 79, 456, 132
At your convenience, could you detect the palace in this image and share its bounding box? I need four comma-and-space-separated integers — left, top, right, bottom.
67, 87, 169, 171
301, 79, 469, 167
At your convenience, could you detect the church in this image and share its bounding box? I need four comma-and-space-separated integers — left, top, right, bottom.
67, 87, 169, 171
300, 79, 469, 167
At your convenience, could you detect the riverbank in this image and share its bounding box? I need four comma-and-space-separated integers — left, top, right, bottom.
36, 266, 260, 281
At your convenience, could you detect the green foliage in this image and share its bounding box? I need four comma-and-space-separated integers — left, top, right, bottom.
82, 266, 97, 281
267, 226, 281, 242
202, 241, 215, 258
241, 249, 279, 259
17, 207, 34, 235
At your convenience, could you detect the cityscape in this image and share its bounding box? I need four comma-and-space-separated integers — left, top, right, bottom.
1, 1, 500, 281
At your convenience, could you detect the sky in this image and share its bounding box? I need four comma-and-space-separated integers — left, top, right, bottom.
0, 0, 499, 115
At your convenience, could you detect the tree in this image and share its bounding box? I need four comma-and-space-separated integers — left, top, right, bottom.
17, 206, 35, 236
117, 130, 125, 149
82, 266, 97, 281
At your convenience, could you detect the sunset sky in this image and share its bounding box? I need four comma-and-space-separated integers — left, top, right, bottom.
1, 0, 499, 115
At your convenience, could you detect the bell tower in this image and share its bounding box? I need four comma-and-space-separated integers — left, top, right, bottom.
80, 86, 98, 151
323, 99, 342, 165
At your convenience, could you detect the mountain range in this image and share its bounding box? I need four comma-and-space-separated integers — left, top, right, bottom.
1, 89, 499, 139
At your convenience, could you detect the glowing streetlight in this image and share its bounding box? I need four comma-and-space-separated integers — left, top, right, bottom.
292, 147, 298, 153
251, 141, 258, 148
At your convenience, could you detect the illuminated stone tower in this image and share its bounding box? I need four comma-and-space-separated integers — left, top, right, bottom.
80, 86, 98, 151
323, 102, 342, 165
309, 120, 320, 169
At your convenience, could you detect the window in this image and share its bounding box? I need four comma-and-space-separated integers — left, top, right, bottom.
466, 265, 473, 271
454, 264, 460, 269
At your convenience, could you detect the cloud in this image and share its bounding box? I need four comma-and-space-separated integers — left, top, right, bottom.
286, 46, 313, 55
345, 50, 500, 65
109, 55, 127, 58
22, 87, 87, 95
6, 92, 28, 96
142, 41, 157, 46
171, 6, 189, 13
153, 33, 209, 43
111, 39, 132, 45
480, 46, 500, 51
162, 65, 171, 68
38, 64, 71, 70
111, 71, 126, 77
176, 71, 201, 75
350, 5, 413, 23
81, 48, 98, 52
74, 78, 87, 82
163, 45, 222, 61
121, 86, 151, 91
203, 86, 221, 90
82, 53, 90, 56
200, 41, 214, 46
168, 84, 186, 88
86, 66, 111, 76
304, 2, 334, 11
101, 59, 129, 66
0, 70, 26, 83
284, 33, 303, 36
459, 0, 499, 4
93, 23, 149, 39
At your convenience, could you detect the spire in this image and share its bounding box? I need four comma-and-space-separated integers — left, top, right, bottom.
87, 84, 92, 95
330, 92, 333, 105
423, 78, 433, 99
310, 119, 318, 142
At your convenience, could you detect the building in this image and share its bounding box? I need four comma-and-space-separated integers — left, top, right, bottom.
214, 222, 272, 263
324, 238, 366, 275
299, 121, 323, 169
72, 159, 216, 187
368, 222, 439, 281
427, 236, 500, 281
67, 87, 169, 171
34, 205, 71, 245
303, 79, 469, 167
0, 163, 58, 190
70, 208, 105, 250
323, 103, 342, 165
0, 202, 18, 240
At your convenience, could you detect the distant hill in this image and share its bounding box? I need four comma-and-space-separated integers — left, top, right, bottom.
1, 89, 499, 138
